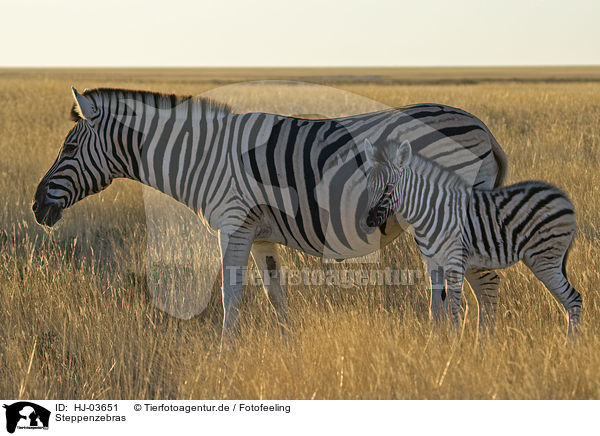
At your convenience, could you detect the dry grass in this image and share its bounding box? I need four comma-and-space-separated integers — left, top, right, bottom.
1, 67, 600, 399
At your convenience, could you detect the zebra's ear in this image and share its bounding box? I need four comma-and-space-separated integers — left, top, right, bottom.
363, 138, 376, 163
392, 139, 412, 168
71, 87, 98, 120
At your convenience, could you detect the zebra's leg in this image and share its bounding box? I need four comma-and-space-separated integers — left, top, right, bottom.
524, 253, 582, 336
219, 227, 255, 345
445, 263, 467, 328
465, 268, 500, 333
426, 260, 447, 323
250, 241, 290, 336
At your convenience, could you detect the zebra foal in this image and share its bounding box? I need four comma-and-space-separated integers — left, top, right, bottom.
364, 138, 581, 335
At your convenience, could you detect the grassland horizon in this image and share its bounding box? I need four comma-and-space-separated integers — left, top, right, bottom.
1, 67, 599, 399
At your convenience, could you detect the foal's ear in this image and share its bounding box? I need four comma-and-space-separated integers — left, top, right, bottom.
363, 138, 376, 163
391, 140, 412, 168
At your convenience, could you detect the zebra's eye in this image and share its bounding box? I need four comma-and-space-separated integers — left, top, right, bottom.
383, 184, 395, 195
63, 142, 78, 155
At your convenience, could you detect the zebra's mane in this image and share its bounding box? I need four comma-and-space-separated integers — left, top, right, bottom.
70, 88, 232, 122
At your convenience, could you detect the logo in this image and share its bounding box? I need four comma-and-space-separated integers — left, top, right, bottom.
3, 402, 50, 434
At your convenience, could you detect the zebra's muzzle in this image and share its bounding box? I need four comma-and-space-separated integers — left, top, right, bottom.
366, 206, 390, 235
33, 201, 63, 227
365, 211, 379, 228
33, 184, 63, 227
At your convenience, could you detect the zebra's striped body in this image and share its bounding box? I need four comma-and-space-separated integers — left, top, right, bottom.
365, 139, 581, 335
34, 87, 508, 341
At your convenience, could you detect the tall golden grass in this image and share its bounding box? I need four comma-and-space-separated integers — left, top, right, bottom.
1, 68, 599, 399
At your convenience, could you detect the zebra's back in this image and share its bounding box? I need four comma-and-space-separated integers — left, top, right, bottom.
467, 181, 576, 270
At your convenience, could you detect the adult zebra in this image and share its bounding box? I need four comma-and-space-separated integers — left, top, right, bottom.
33, 87, 508, 339
364, 138, 581, 335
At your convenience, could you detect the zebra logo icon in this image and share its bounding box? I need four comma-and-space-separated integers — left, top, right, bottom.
2, 402, 50, 434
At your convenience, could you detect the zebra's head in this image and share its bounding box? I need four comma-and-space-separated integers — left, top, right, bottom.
363, 138, 412, 230
33, 87, 114, 226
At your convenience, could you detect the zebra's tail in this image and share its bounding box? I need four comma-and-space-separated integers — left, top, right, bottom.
490, 135, 509, 188
561, 231, 576, 281
561, 242, 571, 280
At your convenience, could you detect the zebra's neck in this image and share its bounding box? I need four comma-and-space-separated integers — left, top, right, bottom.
101, 94, 234, 213
398, 154, 471, 228
82, 88, 232, 212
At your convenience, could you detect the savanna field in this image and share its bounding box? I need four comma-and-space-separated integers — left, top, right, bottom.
2, 67, 600, 399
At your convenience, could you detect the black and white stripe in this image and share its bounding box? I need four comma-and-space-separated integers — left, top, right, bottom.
365, 138, 581, 335
34, 87, 508, 340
